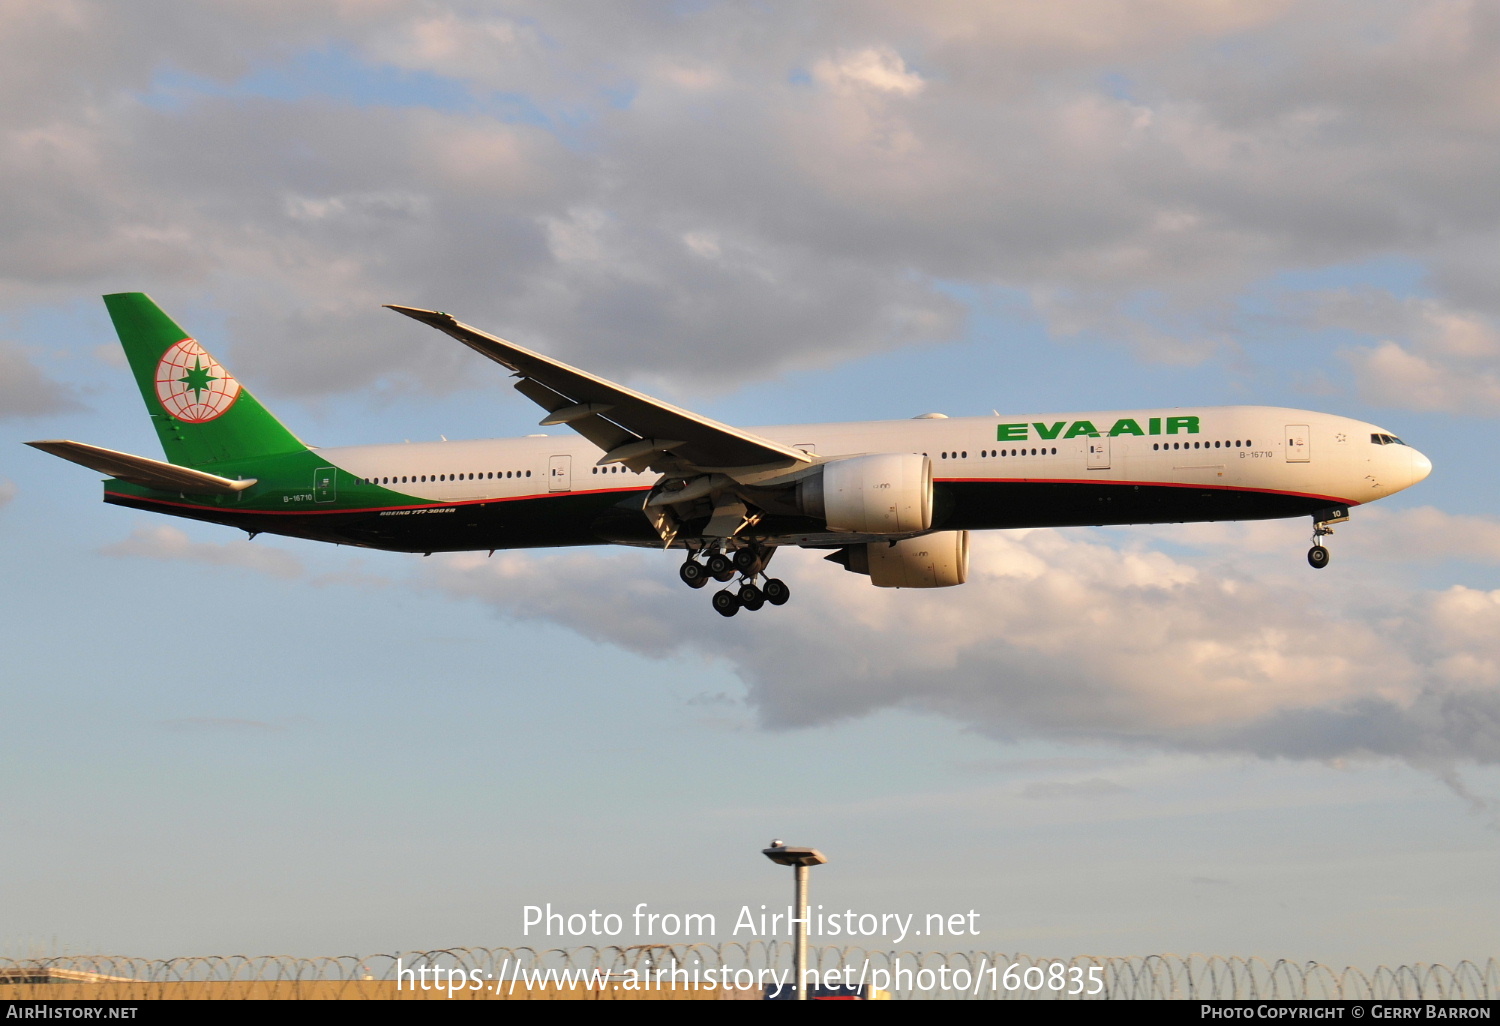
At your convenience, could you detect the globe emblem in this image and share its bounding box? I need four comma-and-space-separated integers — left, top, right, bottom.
154, 338, 240, 423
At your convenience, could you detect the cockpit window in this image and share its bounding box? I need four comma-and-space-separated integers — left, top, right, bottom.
1369, 433, 1407, 446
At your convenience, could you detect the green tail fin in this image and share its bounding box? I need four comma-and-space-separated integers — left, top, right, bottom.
104, 292, 306, 467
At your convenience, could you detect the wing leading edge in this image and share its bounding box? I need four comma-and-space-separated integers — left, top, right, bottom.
383, 306, 811, 474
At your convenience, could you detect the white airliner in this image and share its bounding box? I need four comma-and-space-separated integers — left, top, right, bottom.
29, 294, 1433, 616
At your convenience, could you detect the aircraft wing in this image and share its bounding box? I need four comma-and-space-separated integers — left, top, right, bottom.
384, 306, 811, 472
26, 440, 257, 495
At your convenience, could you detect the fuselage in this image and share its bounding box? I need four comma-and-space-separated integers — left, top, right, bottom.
102, 405, 1432, 554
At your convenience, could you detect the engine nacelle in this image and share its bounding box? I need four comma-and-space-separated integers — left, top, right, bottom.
829, 531, 970, 588
797, 452, 932, 534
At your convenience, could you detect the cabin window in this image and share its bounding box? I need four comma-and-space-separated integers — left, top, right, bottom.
961, 451, 967, 459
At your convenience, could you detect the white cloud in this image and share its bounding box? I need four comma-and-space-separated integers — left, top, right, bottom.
412, 527, 1500, 766
1154, 506, 1500, 567
87, 502, 1500, 767
1345, 341, 1500, 416
812, 47, 926, 97
100, 524, 305, 579
1324, 291, 1500, 415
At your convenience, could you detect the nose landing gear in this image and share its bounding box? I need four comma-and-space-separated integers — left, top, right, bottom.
1306, 506, 1350, 569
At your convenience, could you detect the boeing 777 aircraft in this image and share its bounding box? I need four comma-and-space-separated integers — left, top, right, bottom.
29, 293, 1433, 616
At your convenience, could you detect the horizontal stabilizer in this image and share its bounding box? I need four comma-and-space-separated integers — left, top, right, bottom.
26, 440, 257, 495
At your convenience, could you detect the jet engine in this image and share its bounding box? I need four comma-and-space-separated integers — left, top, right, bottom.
795, 452, 932, 534
827, 530, 970, 588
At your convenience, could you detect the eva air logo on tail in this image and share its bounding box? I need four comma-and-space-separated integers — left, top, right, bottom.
154, 338, 240, 422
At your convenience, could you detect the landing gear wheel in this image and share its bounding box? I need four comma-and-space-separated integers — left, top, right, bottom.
1307, 545, 1330, 569
762, 578, 790, 606
711, 590, 741, 618
733, 548, 763, 574
706, 553, 735, 581
738, 583, 765, 611
679, 560, 710, 589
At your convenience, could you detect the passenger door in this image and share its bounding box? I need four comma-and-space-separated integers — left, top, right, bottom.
1285, 425, 1310, 463
1086, 437, 1110, 470
314, 466, 337, 503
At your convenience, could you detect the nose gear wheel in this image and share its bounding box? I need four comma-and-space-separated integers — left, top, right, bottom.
1306, 508, 1347, 569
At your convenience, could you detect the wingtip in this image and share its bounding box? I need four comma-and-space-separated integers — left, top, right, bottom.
384, 303, 457, 323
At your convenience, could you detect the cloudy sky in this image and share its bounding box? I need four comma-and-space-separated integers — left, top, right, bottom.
2, 1, 1498, 968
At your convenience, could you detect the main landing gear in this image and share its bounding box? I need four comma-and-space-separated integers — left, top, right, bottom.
1306, 506, 1350, 570
680, 546, 790, 616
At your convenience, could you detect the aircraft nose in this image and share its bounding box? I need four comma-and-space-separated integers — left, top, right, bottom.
1409, 448, 1432, 485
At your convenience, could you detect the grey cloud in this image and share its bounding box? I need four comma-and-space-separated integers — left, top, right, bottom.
0, 340, 82, 418
415, 532, 1500, 769
4, 1, 1496, 394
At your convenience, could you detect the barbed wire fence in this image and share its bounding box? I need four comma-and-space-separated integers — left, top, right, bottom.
3, 947, 1496, 999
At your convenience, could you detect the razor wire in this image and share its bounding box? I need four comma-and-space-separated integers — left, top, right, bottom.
1, 948, 1495, 999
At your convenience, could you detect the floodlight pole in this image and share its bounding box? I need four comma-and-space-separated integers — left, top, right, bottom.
794, 862, 810, 1000
761, 841, 827, 1002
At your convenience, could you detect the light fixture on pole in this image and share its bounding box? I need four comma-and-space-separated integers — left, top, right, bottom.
762, 839, 827, 1001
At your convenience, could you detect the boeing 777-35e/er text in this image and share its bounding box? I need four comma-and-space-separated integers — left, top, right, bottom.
28, 294, 1433, 616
